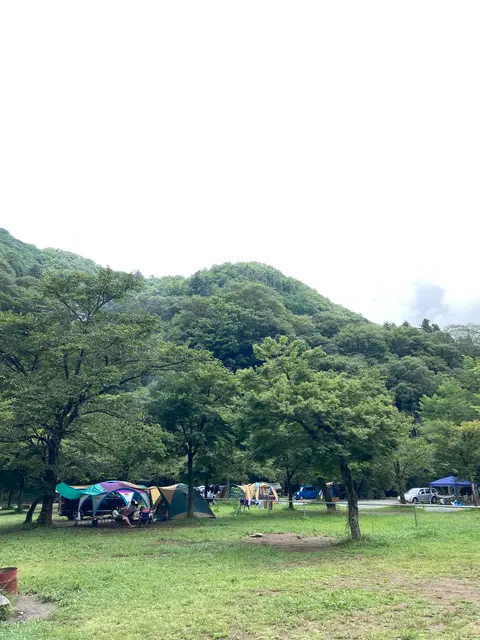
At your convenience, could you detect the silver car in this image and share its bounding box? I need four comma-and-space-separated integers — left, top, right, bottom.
398, 487, 439, 504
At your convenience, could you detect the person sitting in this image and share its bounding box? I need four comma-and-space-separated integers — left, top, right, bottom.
126, 503, 138, 522
112, 507, 134, 528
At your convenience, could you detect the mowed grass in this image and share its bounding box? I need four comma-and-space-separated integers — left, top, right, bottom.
1, 504, 480, 639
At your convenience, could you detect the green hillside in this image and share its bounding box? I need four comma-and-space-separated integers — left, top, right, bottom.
0, 228, 367, 368
0, 227, 466, 377
0, 228, 98, 277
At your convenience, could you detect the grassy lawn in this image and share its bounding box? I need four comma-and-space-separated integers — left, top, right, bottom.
1, 504, 480, 639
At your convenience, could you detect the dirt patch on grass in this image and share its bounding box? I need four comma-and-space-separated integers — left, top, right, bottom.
13, 595, 54, 622
329, 573, 480, 604
421, 578, 480, 604
327, 573, 480, 621
247, 533, 336, 552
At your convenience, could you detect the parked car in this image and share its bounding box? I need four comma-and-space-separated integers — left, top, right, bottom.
294, 486, 318, 500
398, 487, 439, 504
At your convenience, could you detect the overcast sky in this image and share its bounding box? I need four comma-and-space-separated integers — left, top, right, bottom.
1, 2, 479, 327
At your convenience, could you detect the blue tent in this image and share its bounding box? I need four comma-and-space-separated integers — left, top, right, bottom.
429, 476, 474, 496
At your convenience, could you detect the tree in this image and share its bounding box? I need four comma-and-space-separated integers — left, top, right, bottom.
195, 429, 242, 500
238, 337, 403, 539
445, 324, 480, 357
168, 283, 294, 370
421, 318, 440, 333
420, 380, 478, 424
0, 269, 187, 524
384, 356, 438, 416
391, 434, 433, 503
244, 418, 313, 509
147, 357, 236, 516
335, 324, 389, 361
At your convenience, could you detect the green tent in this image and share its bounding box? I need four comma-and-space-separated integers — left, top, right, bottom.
153, 483, 215, 520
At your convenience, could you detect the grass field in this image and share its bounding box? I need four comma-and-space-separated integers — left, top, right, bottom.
1, 504, 480, 639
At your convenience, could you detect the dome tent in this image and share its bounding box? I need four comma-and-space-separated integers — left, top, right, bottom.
218, 484, 248, 500
151, 483, 215, 520
218, 482, 279, 503
249, 482, 278, 502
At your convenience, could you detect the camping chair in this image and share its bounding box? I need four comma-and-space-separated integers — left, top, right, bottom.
138, 509, 153, 526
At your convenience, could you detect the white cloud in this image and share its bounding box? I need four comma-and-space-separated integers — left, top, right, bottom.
1, 1, 480, 325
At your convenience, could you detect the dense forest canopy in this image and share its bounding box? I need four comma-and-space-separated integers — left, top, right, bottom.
1, 228, 480, 537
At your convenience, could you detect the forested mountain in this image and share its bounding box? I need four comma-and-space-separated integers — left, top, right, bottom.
0, 228, 468, 386
1, 228, 365, 368
1, 228, 463, 375
2, 228, 480, 535
0, 229, 98, 277
0, 229, 99, 311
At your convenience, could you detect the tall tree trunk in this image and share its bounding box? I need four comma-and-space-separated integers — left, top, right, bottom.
25, 497, 41, 524
318, 477, 336, 512
286, 470, 294, 509
226, 477, 230, 498
38, 493, 55, 524
470, 478, 479, 506
288, 484, 294, 509
0, 485, 3, 507
38, 437, 60, 525
339, 458, 361, 540
204, 474, 209, 500
187, 448, 195, 518
16, 474, 25, 513
7, 488, 14, 509
394, 461, 406, 504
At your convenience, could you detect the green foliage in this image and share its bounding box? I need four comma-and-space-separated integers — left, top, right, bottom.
385, 356, 438, 414
0, 228, 98, 281
189, 262, 359, 316
420, 379, 478, 423
123, 261, 368, 370
446, 323, 480, 357
0, 228, 43, 277
335, 324, 390, 361
41, 247, 98, 275
167, 284, 295, 369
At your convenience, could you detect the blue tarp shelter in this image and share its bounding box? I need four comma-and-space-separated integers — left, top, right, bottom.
429, 476, 474, 496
